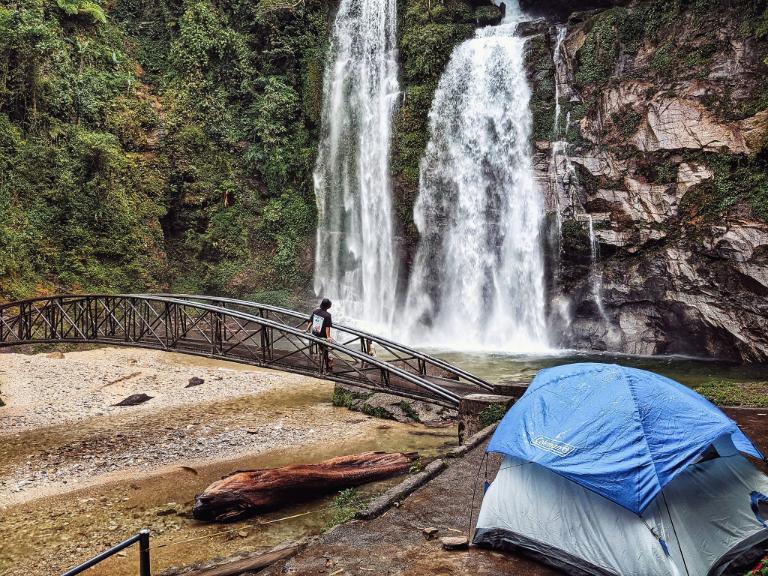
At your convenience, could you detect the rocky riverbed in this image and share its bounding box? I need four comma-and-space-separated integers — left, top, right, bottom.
0, 348, 457, 575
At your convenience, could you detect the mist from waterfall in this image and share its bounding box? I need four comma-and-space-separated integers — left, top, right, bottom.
312, 0, 399, 329
402, 0, 549, 352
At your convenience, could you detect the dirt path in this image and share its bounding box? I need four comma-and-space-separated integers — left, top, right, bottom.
261, 410, 768, 576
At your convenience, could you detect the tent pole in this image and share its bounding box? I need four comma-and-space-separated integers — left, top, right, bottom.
467, 452, 487, 540
661, 490, 690, 576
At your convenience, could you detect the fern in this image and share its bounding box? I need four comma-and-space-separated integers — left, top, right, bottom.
56, 0, 107, 24
56, 0, 80, 15
78, 3, 107, 24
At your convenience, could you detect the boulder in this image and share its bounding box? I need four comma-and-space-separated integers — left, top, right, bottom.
186, 376, 205, 388
440, 536, 469, 550
113, 393, 153, 407
515, 18, 548, 38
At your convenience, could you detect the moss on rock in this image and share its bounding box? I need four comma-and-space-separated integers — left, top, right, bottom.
526, 33, 556, 143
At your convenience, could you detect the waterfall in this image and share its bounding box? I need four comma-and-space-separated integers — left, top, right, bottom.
402, 0, 548, 352
312, 0, 399, 328
552, 26, 567, 139
549, 25, 577, 217
548, 25, 578, 334
587, 215, 609, 323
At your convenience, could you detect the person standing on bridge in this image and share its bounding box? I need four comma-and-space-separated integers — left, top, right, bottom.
307, 298, 333, 370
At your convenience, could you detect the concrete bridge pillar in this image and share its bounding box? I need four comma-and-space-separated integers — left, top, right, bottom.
458, 394, 516, 445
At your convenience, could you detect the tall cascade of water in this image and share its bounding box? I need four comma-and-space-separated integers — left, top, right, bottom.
402, 1, 548, 352
548, 25, 581, 333
312, 0, 399, 328
549, 25, 578, 220
587, 215, 609, 323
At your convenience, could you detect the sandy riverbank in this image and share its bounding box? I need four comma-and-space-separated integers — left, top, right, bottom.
0, 347, 322, 431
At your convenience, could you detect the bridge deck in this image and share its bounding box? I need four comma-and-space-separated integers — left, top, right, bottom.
0, 295, 494, 408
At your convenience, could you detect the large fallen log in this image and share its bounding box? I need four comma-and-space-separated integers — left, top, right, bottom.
192, 451, 417, 522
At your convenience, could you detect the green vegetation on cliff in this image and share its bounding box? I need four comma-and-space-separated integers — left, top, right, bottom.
0, 0, 330, 303
526, 33, 556, 142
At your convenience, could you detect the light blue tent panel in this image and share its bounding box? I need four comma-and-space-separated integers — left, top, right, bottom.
487, 363, 763, 514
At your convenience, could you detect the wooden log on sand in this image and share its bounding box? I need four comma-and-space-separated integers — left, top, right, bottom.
192, 451, 418, 522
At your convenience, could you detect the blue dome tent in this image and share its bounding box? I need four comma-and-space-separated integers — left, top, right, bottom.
473, 363, 768, 575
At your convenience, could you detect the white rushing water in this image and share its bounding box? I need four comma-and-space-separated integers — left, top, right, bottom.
402, 1, 549, 352
587, 215, 611, 324
312, 0, 399, 329
549, 25, 578, 219
548, 25, 579, 333
552, 26, 567, 138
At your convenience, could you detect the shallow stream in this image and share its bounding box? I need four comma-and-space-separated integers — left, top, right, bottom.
0, 418, 454, 576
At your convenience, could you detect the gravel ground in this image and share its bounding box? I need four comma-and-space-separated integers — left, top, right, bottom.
0, 347, 315, 430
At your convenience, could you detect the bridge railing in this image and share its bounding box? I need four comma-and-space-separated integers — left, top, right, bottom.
61, 530, 150, 576
0, 295, 463, 406
140, 294, 494, 393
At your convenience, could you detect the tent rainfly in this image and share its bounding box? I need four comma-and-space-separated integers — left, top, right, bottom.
473, 363, 768, 576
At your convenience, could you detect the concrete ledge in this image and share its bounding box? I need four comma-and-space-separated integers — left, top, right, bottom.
447, 422, 498, 458
357, 459, 446, 520
458, 395, 513, 443
491, 381, 529, 397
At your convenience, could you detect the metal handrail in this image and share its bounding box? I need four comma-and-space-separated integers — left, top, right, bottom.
62, 529, 150, 576
142, 293, 494, 391
0, 294, 463, 404
145, 295, 463, 404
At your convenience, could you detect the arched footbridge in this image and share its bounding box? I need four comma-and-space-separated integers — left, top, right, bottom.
0, 294, 494, 407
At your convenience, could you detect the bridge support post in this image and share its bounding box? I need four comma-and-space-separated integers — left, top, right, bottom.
458, 394, 515, 445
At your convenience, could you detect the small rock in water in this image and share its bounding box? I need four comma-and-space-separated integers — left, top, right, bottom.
237, 530, 249, 538
422, 527, 439, 540
440, 536, 469, 550
113, 393, 153, 407
186, 376, 205, 388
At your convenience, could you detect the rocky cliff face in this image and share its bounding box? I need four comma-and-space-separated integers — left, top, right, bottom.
526, 0, 768, 361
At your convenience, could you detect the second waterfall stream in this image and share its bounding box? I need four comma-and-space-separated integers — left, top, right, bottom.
402, 0, 549, 351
